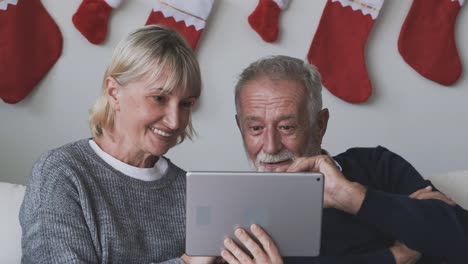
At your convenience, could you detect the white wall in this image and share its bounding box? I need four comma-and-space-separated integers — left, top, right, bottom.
1, 0, 467, 185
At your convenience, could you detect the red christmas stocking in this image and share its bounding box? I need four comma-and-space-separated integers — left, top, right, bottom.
72, 0, 123, 45
0, 0, 63, 104
248, 0, 289, 43
145, 0, 214, 50
307, 0, 384, 103
398, 0, 464, 86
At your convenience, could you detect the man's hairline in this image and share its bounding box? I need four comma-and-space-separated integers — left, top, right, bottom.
235, 76, 319, 128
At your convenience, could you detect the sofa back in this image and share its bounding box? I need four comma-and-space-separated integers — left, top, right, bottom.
0, 182, 25, 263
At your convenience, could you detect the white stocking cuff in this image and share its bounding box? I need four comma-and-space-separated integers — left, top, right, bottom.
332, 0, 384, 19
0, 0, 18, 11
104, 0, 123, 9
153, 0, 214, 31
452, 0, 464, 6
273, 0, 290, 9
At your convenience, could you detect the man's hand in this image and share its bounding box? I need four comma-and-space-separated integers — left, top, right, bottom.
221, 224, 283, 264
286, 155, 367, 214
181, 254, 217, 264
389, 241, 421, 264
410, 186, 456, 206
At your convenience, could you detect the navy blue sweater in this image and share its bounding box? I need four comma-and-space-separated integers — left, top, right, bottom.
286, 146, 468, 264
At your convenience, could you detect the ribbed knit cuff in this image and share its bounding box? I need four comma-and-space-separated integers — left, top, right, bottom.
356, 188, 388, 221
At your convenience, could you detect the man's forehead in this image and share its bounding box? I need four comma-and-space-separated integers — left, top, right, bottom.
243, 114, 297, 122
243, 76, 304, 88
240, 78, 306, 101
240, 81, 306, 107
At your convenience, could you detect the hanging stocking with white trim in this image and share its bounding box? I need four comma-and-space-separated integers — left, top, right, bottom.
307, 0, 384, 103
145, 0, 214, 50
398, 0, 464, 86
248, 0, 290, 43
0, 0, 63, 104
72, 0, 123, 45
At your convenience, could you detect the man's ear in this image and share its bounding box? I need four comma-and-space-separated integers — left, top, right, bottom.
235, 114, 243, 135
105, 77, 120, 111
317, 108, 329, 144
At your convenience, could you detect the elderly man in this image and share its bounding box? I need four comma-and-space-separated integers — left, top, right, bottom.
220, 55, 468, 264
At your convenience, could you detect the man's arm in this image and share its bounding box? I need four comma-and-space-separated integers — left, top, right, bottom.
287, 149, 468, 263
316, 242, 419, 264
284, 249, 396, 264
356, 185, 468, 262
355, 146, 468, 262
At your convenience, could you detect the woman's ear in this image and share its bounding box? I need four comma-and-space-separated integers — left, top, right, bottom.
105, 77, 120, 111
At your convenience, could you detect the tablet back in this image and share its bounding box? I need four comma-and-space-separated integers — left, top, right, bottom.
186, 171, 323, 257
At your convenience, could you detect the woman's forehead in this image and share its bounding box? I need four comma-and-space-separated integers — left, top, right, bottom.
135, 62, 200, 97
143, 83, 199, 99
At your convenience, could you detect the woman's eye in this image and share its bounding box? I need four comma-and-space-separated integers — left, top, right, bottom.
181, 100, 195, 109
153, 95, 166, 103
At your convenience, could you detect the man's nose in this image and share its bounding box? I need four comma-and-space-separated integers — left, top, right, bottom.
262, 127, 282, 154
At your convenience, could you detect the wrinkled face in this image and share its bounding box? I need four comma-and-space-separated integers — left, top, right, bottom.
237, 78, 327, 172
110, 74, 197, 159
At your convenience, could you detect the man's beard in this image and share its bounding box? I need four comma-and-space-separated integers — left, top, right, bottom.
241, 132, 322, 172
248, 149, 297, 172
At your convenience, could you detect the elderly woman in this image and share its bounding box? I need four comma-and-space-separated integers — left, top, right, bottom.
20, 25, 215, 264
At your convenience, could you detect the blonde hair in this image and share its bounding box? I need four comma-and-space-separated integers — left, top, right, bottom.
89, 25, 201, 143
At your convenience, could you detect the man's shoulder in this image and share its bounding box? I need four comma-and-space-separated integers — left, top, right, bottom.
332, 145, 410, 173
333, 145, 414, 177
332, 146, 415, 186
333, 145, 392, 160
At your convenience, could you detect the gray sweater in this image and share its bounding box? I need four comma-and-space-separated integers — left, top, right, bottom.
20, 139, 186, 264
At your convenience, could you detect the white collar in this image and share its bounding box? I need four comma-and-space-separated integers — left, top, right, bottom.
88, 139, 168, 181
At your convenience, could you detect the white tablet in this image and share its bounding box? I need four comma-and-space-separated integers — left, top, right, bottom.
186, 171, 324, 257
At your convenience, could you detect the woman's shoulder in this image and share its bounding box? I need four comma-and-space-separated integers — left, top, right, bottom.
36, 139, 91, 166
24, 139, 95, 215
31, 138, 95, 184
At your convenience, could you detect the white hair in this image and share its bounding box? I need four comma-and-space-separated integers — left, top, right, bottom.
234, 55, 323, 125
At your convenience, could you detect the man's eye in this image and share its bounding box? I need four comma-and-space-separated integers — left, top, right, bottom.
250, 126, 262, 131
279, 125, 295, 131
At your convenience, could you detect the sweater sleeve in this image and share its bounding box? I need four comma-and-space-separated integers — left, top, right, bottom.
20, 151, 100, 263
354, 147, 468, 263
158, 258, 185, 264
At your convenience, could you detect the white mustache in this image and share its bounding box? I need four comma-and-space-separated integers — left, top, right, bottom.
256, 150, 296, 164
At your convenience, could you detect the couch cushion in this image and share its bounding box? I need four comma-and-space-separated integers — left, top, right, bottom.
425, 170, 468, 209
0, 182, 26, 263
